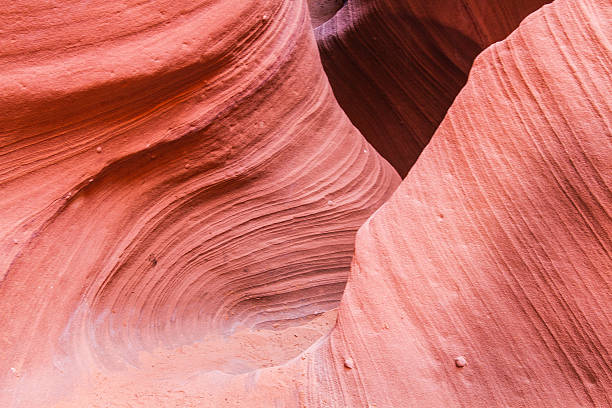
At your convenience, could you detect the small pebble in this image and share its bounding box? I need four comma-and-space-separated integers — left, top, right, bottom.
344, 358, 354, 369
13, 239, 18, 244
327, 200, 334, 206
96, 146, 102, 153
89, 178, 94, 183
454, 356, 467, 368
262, 14, 269, 21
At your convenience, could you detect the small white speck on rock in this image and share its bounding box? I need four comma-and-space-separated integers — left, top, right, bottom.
455, 356, 467, 368
344, 358, 354, 369
96, 146, 102, 153
13, 239, 18, 244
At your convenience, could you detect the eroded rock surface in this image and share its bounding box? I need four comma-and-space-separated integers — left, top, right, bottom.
0, 1, 399, 406
307, 0, 344, 27
2, 0, 611, 406
310, 0, 612, 404
316, 0, 552, 175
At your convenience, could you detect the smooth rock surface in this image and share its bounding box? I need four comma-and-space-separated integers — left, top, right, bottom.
316, 0, 552, 176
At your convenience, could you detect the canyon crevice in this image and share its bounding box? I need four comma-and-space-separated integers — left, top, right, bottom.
1, 0, 610, 407
314, 0, 553, 176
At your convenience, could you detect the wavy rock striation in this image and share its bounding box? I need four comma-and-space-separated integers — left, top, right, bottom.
315, 0, 552, 176
3, 0, 611, 406
53, 0, 611, 405
306, 0, 612, 404
0, 0, 399, 406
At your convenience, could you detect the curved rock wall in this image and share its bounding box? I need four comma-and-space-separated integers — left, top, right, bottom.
55, 0, 608, 405
0, 0, 399, 405
307, 0, 344, 27
314, 0, 612, 404
316, 0, 552, 175
2, 0, 610, 406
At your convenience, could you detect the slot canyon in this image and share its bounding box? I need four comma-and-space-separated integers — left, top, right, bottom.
0, 0, 610, 406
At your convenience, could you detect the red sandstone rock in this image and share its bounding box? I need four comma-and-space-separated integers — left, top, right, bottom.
2, 0, 611, 406
313, 0, 611, 405
315, 0, 552, 176
0, 1, 398, 406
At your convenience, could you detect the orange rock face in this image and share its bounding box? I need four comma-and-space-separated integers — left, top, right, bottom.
315, 0, 552, 175
0, 1, 399, 405
2, 0, 611, 407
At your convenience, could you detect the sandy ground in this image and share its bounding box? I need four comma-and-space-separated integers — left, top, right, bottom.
53, 310, 337, 407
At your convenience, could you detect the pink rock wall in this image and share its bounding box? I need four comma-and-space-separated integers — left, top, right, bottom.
0, 1, 399, 405
1, 0, 610, 406
315, 0, 552, 175
315, 0, 612, 404
307, 0, 344, 27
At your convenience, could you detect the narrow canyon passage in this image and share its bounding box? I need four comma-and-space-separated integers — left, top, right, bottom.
1, 0, 610, 407
312, 0, 552, 176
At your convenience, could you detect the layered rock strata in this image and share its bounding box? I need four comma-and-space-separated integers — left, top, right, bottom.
0, 0, 399, 406
2, 0, 611, 406
55, 0, 610, 405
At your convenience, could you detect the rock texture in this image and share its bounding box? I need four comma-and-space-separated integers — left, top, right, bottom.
315, 0, 552, 176
0, 0, 399, 406
307, 0, 344, 27
309, 0, 612, 404
2, 0, 611, 406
